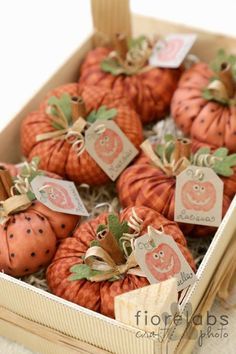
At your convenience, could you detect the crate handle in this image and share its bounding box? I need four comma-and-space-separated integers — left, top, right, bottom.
91, 0, 132, 44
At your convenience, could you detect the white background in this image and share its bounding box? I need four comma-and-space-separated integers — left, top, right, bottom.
1, 1, 236, 353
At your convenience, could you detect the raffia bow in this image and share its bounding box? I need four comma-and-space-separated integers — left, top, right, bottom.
0, 159, 44, 222
36, 102, 88, 157
141, 139, 191, 176
141, 137, 236, 177
84, 246, 139, 281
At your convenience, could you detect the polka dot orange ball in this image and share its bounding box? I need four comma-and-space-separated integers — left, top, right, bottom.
21, 83, 143, 185
46, 206, 195, 318
79, 35, 181, 124
0, 166, 79, 277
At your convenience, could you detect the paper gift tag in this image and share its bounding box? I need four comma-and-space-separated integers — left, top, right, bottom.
134, 226, 197, 292
175, 166, 223, 227
85, 120, 138, 181
30, 176, 89, 216
149, 34, 197, 68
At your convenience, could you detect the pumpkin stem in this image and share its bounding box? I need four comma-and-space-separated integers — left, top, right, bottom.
0, 168, 13, 201
114, 32, 128, 60
218, 62, 235, 98
97, 230, 126, 265
172, 138, 191, 164
71, 96, 86, 122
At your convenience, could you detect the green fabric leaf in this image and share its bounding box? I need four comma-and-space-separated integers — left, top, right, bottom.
90, 240, 100, 248
164, 134, 174, 143
101, 59, 125, 76
96, 224, 107, 234
87, 106, 117, 123
213, 163, 234, 177
128, 35, 147, 50
224, 154, 236, 166
155, 144, 164, 158
69, 264, 103, 281
213, 147, 229, 158
26, 190, 36, 201
202, 88, 229, 105
48, 93, 72, 125
107, 214, 129, 244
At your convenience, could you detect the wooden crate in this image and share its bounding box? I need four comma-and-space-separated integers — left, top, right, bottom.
0, 1, 236, 353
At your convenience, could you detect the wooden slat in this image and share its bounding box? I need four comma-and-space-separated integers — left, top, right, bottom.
91, 0, 131, 45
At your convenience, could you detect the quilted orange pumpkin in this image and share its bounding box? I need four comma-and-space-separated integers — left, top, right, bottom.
79, 35, 181, 124
117, 138, 235, 237
0, 166, 79, 277
171, 51, 236, 151
21, 83, 143, 185
47, 206, 195, 318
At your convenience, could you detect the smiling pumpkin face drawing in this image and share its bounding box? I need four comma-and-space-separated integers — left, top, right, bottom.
94, 129, 123, 165
43, 182, 75, 209
181, 180, 216, 212
145, 243, 181, 282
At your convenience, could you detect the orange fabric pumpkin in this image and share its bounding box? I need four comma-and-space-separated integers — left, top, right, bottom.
79, 47, 181, 124
171, 62, 236, 152
117, 148, 233, 237
0, 166, 79, 277
47, 206, 195, 318
21, 83, 143, 185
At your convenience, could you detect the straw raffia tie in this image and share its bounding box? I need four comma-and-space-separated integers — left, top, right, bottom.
141, 139, 191, 176
0, 160, 40, 221
36, 104, 91, 157
141, 140, 224, 176
109, 39, 153, 75
84, 246, 139, 282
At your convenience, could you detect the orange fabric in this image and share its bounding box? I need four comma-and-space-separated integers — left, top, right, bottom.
171, 62, 236, 152
0, 201, 79, 277
117, 150, 233, 237
21, 83, 143, 185
47, 206, 195, 318
79, 47, 181, 124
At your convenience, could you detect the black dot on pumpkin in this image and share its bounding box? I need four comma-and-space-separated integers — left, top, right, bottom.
61, 224, 66, 229
45, 249, 50, 254
40, 216, 45, 221
8, 267, 12, 271
38, 264, 43, 269
24, 268, 29, 272
200, 119, 204, 123
185, 106, 189, 110
27, 229, 31, 234
10, 253, 15, 258
31, 252, 36, 257
233, 131, 236, 135
218, 132, 222, 136
32, 202, 35, 206
9, 234, 14, 238
200, 104, 204, 109
191, 116, 195, 121
25, 216, 31, 221
38, 229, 43, 234
4, 226, 7, 231
210, 109, 215, 112
12, 218, 16, 223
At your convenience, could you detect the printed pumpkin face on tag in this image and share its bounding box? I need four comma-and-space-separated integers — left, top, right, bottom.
85, 120, 138, 181
31, 176, 89, 216
149, 34, 197, 68
175, 166, 223, 227
134, 226, 197, 292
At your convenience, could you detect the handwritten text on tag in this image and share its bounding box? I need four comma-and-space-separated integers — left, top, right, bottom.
175, 166, 223, 227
